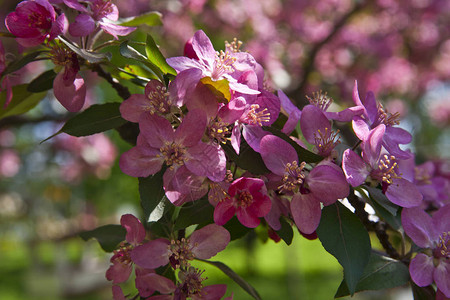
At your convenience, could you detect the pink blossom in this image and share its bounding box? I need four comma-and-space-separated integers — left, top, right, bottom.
106, 214, 146, 284
402, 205, 450, 297
119, 110, 226, 202
260, 134, 349, 234
167, 30, 260, 95
68, 0, 136, 39
214, 177, 272, 228
342, 124, 422, 208
5, 0, 67, 47
137, 267, 228, 300
131, 224, 230, 270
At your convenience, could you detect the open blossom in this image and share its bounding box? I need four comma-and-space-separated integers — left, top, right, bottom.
352, 81, 412, 159
260, 135, 349, 234
119, 110, 226, 204
342, 124, 422, 208
402, 205, 450, 298
214, 177, 272, 228
300, 104, 340, 158
68, 0, 136, 39
106, 214, 146, 284
5, 0, 67, 47
131, 224, 230, 270
167, 30, 260, 95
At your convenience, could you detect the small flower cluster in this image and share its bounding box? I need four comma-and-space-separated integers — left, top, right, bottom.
3, 0, 136, 112
106, 214, 231, 300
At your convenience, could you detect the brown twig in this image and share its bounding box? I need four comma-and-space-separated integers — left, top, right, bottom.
289, 1, 368, 106
91, 64, 131, 100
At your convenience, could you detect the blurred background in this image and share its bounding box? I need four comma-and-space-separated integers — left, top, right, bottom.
0, 0, 449, 299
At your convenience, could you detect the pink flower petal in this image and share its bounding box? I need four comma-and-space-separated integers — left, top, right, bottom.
236, 207, 261, 228
121, 214, 146, 246
112, 285, 126, 300
120, 94, 152, 122
53, 72, 86, 112
401, 207, 437, 248
119, 146, 163, 178
260, 135, 297, 175
192, 284, 227, 300
307, 163, 349, 204
409, 253, 434, 287
291, 193, 322, 234
69, 14, 95, 37
99, 21, 136, 39
385, 178, 423, 208
342, 149, 369, 187
185, 143, 226, 182
434, 262, 450, 298
163, 166, 208, 206
131, 238, 171, 269
300, 104, 331, 145
190, 224, 230, 259
214, 201, 236, 226
49, 13, 68, 40
432, 204, 450, 235
136, 273, 176, 298
106, 261, 132, 284
174, 109, 207, 147
139, 113, 174, 149
191, 30, 216, 68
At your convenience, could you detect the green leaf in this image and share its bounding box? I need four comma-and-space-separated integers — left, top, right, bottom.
139, 171, 165, 223
0, 84, 47, 119
118, 11, 163, 27
119, 41, 163, 80
145, 34, 177, 76
59, 36, 111, 63
115, 121, 139, 145
316, 202, 371, 295
335, 252, 410, 297
198, 259, 262, 300
276, 217, 293, 245
262, 126, 323, 163
221, 140, 270, 175
368, 197, 402, 230
223, 216, 252, 240
3, 51, 46, 75
364, 186, 399, 216
174, 197, 214, 230
79, 224, 126, 252
43, 103, 127, 142
27, 69, 56, 93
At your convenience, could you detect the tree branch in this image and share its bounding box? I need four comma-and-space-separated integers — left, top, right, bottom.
92, 64, 131, 100
289, 1, 368, 105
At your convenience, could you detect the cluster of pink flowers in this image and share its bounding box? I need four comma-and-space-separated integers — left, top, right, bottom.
3, 0, 136, 112
117, 29, 449, 298
106, 214, 231, 300
2, 1, 450, 299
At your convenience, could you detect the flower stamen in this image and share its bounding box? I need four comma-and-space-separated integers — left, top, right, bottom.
244, 104, 271, 126
279, 161, 306, 193
306, 91, 333, 111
